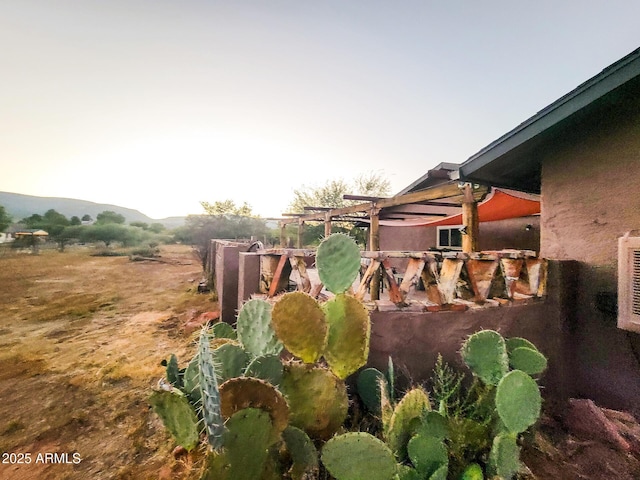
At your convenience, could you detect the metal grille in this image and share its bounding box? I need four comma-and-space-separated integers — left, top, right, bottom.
633, 249, 640, 316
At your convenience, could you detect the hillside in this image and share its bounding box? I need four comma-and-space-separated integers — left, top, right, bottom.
0, 192, 185, 228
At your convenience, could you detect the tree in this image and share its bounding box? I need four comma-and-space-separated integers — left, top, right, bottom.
288, 172, 391, 213
81, 224, 138, 247
70, 216, 81, 226
96, 210, 125, 225
0, 205, 11, 232
130, 221, 149, 230
82, 214, 92, 222
200, 199, 253, 217
148, 223, 165, 233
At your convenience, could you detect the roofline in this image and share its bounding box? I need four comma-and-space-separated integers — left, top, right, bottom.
460, 47, 640, 179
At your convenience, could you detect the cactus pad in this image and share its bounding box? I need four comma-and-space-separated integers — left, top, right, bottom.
198, 329, 225, 450
505, 336, 537, 354
316, 233, 362, 294
183, 353, 201, 405
460, 330, 509, 385
219, 377, 289, 437
323, 293, 371, 378
495, 369, 541, 434
166, 353, 182, 389
280, 363, 348, 440
282, 425, 319, 479
211, 322, 237, 339
237, 298, 283, 357
149, 390, 199, 451
321, 432, 397, 480
508, 347, 547, 375
213, 343, 250, 383
244, 354, 284, 386
416, 411, 449, 441
407, 434, 448, 477
488, 433, 520, 479
271, 292, 327, 363
357, 367, 388, 414
387, 387, 432, 460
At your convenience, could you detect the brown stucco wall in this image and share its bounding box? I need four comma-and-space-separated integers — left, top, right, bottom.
539, 104, 640, 414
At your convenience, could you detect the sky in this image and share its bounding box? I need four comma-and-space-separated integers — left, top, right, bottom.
1, 1, 639, 220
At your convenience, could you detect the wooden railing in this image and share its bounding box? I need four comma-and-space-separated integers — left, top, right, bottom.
256, 248, 547, 311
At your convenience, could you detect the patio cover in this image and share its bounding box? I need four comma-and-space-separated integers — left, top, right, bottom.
377, 188, 540, 227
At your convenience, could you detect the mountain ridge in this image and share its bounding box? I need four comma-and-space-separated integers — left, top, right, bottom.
0, 191, 186, 229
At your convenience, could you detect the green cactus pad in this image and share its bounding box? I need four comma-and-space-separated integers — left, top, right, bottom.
237, 298, 283, 357
211, 322, 237, 339
505, 336, 537, 354
407, 434, 448, 477
316, 233, 362, 294
282, 425, 319, 479
416, 411, 449, 441
460, 330, 509, 385
428, 464, 448, 480
271, 292, 327, 364
396, 465, 422, 480
508, 347, 547, 375
244, 354, 284, 386
166, 353, 182, 389
323, 293, 371, 379
213, 343, 250, 384
357, 367, 388, 414
219, 377, 289, 437
321, 432, 397, 480
495, 369, 541, 434
210, 337, 241, 349
223, 408, 277, 479
488, 433, 520, 479
280, 363, 348, 440
149, 390, 200, 451
183, 353, 201, 405
387, 387, 432, 460
198, 329, 225, 450
460, 462, 484, 480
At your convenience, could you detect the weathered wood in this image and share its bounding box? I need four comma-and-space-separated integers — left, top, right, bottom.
296, 220, 304, 249
399, 258, 426, 297
500, 258, 524, 298
279, 223, 286, 248
466, 259, 500, 302
268, 255, 290, 297
381, 259, 404, 304
356, 260, 380, 301
324, 212, 332, 237
369, 205, 381, 301
462, 184, 479, 253
437, 258, 464, 304
289, 256, 311, 293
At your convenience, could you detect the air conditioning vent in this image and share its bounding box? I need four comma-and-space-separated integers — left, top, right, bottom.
618, 235, 640, 332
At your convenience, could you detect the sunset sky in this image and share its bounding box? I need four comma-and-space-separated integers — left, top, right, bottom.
1, 1, 639, 219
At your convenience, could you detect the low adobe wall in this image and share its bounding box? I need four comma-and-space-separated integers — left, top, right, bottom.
366, 260, 578, 411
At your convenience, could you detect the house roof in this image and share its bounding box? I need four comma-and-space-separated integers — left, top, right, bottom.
459, 47, 640, 193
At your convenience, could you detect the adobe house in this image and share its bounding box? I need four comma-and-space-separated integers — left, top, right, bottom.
459, 47, 640, 412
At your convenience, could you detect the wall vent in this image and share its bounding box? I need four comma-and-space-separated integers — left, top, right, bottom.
618, 234, 640, 332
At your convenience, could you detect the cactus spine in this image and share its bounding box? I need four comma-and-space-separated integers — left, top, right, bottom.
198, 328, 225, 450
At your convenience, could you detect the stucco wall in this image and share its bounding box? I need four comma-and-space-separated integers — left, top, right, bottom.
539, 105, 640, 414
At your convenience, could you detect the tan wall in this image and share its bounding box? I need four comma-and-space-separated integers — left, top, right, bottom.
538, 106, 640, 413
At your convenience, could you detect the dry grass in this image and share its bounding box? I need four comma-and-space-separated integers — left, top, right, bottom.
0, 244, 216, 480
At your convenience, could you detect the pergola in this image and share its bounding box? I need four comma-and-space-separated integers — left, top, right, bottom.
278, 180, 489, 254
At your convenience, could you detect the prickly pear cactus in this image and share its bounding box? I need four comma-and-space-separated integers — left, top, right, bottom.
244, 354, 284, 386
222, 407, 279, 479
488, 432, 520, 479
508, 346, 547, 376
211, 321, 237, 339
505, 336, 537, 354
316, 233, 362, 294
386, 387, 432, 460
321, 432, 397, 480
219, 377, 289, 439
407, 434, 448, 478
323, 293, 370, 379
282, 425, 319, 479
236, 298, 283, 357
271, 292, 327, 364
495, 369, 541, 434
280, 362, 348, 440
198, 329, 225, 450
212, 343, 250, 383
183, 353, 201, 406
357, 367, 388, 414
460, 330, 509, 386
460, 462, 484, 480
148, 389, 199, 451
166, 353, 182, 389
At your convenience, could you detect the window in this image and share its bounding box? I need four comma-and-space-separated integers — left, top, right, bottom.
437, 225, 463, 250
618, 235, 640, 332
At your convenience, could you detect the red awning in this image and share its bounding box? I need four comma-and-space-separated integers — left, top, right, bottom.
378, 188, 540, 227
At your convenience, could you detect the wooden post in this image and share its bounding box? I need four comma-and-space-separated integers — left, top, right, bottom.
462, 184, 479, 253
324, 212, 332, 237
279, 223, 286, 248
369, 204, 381, 300
297, 220, 305, 249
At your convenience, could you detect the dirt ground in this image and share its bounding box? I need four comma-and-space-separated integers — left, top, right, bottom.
2, 243, 640, 480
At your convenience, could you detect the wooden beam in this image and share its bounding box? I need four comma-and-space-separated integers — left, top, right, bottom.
279, 223, 286, 248
369, 205, 381, 300
343, 194, 384, 201
462, 184, 479, 253
324, 212, 332, 237
297, 219, 304, 249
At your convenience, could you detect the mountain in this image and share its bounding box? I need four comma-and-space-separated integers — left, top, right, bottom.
0, 192, 186, 229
